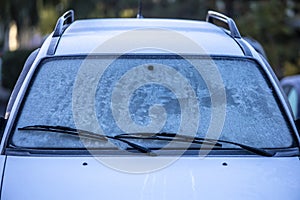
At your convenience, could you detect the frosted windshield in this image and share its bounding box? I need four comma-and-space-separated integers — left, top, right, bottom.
12, 56, 293, 148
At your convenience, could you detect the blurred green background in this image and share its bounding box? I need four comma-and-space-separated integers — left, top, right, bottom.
0, 0, 300, 92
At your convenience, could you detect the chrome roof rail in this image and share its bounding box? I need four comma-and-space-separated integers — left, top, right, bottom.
47, 10, 74, 55
53, 10, 74, 37
206, 10, 241, 38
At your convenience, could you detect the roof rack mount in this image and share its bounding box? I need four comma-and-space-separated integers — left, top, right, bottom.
53, 10, 74, 37
206, 10, 241, 39
47, 10, 74, 55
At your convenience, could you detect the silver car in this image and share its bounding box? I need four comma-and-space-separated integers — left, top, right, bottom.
0, 10, 299, 199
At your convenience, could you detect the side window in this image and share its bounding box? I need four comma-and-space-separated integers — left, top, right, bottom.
287, 88, 298, 118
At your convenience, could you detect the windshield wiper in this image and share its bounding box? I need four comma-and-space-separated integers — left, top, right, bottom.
116, 132, 275, 157
18, 125, 156, 156
17, 126, 275, 157
116, 132, 222, 147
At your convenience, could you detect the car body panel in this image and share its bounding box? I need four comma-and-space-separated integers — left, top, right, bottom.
1, 11, 300, 200
281, 75, 300, 119
0, 156, 6, 191
1, 156, 300, 200
56, 19, 244, 56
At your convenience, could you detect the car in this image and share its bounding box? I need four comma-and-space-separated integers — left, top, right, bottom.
0, 10, 299, 200
281, 75, 300, 119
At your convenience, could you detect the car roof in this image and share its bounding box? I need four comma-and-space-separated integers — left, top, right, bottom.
54, 19, 243, 56
281, 75, 300, 86
45, 10, 251, 57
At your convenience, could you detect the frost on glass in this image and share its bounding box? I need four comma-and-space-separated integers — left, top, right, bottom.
12, 56, 293, 148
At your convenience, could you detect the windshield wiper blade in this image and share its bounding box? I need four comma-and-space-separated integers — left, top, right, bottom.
116, 132, 274, 157
116, 132, 222, 147
18, 125, 156, 156
19, 125, 108, 141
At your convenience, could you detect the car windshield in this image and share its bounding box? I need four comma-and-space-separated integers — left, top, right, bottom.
11, 55, 294, 150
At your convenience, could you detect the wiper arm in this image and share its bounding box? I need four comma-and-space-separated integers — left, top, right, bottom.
18, 125, 156, 156
215, 139, 275, 157
117, 132, 275, 157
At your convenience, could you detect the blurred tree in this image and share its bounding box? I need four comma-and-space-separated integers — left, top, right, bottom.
37, 0, 61, 35
0, 0, 38, 51
0, 0, 11, 51
141, 0, 211, 19
0, 0, 299, 78
236, 0, 300, 77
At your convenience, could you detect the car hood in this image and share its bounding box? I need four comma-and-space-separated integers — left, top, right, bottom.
2, 156, 300, 200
